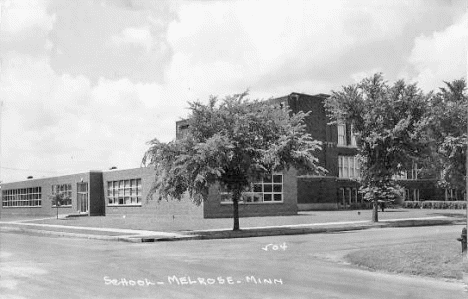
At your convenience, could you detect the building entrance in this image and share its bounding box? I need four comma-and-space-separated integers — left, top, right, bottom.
77, 182, 89, 213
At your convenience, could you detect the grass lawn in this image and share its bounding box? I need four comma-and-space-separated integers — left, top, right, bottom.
345, 236, 468, 281
3, 208, 466, 232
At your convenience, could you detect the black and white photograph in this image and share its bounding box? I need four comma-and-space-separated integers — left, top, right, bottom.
0, 0, 467, 298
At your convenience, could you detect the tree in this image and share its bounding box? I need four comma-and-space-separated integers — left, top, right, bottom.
50, 193, 66, 220
422, 79, 467, 192
142, 92, 325, 230
325, 73, 429, 222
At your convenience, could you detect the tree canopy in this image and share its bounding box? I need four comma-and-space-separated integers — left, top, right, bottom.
143, 92, 325, 230
325, 73, 429, 222
422, 79, 467, 191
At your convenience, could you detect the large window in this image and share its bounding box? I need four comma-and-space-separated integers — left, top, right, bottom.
107, 178, 142, 206
338, 156, 360, 179
337, 123, 356, 147
404, 188, 420, 201
221, 174, 283, 203
51, 184, 72, 207
394, 163, 420, 180
2, 187, 42, 207
445, 189, 458, 201
338, 187, 360, 206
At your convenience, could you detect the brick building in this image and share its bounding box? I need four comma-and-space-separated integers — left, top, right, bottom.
0, 165, 298, 218
268, 92, 449, 210
1, 92, 450, 219
0, 167, 205, 219
177, 92, 447, 212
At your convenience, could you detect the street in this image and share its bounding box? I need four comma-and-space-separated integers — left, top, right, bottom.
1, 225, 466, 299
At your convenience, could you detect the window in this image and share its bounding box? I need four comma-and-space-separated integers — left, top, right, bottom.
445, 189, 458, 201
51, 184, 72, 207
279, 101, 289, 110
338, 156, 360, 179
337, 123, 357, 147
176, 122, 189, 140
394, 163, 419, 180
338, 188, 345, 205
404, 188, 420, 201
2, 187, 42, 207
337, 124, 346, 146
221, 174, 283, 203
107, 178, 142, 206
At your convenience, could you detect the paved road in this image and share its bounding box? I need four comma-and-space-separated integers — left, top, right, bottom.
1, 225, 466, 299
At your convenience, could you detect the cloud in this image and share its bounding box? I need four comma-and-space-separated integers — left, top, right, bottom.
407, 13, 468, 91
1, 0, 466, 182
0, 0, 56, 57
47, 0, 175, 84
110, 26, 154, 53
165, 0, 465, 98
0, 52, 179, 182
1, 0, 55, 34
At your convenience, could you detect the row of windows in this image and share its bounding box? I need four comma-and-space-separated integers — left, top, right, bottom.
51, 184, 72, 206
339, 157, 424, 182
221, 174, 283, 203
2, 178, 143, 208
404, 189, 420, 201
394, 163, 420, 180
2, 187, 42, 207
338, 187, 363, 205
107, 179, 142, 205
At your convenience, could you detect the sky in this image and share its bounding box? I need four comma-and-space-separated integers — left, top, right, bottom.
0, 0, 466, 183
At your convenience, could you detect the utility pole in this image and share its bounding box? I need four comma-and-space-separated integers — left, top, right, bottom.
465, 0, 468, 261
0, 2, 3, 219
465, 3, 468, 262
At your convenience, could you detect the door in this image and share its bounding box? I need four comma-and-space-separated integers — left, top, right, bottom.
77, 182, 89, 213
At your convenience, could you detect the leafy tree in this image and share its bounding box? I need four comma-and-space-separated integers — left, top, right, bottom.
422, 79, 467, 192
325, 73, 429, 222
50, 193, 66, 219
142, 92, 325, 230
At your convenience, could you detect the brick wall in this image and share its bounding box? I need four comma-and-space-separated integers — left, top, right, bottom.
102, 167, 204, 218
297, 176, 339, 210
203, 169, 298, 218
0, 172, 91, 218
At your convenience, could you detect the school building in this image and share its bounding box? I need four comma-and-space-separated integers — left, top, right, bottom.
1, 92, 448, 219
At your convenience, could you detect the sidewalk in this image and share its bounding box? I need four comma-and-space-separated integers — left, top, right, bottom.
0, 214, 462, 243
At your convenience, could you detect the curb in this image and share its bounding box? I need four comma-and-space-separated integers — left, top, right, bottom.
0, 225, 190, 243
0, 226, 121, 241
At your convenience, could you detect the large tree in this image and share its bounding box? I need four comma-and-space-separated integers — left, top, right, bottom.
325, 73, 429, 222
422, 79, 467, 192
142, 92, 325, 230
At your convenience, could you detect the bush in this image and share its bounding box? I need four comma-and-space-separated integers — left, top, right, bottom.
403, 201, 466, 209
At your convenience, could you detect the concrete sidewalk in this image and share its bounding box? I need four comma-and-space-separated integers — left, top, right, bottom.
0, 215, 461, 243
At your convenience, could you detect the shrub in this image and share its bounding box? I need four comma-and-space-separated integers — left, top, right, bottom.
403, 201, 466, 209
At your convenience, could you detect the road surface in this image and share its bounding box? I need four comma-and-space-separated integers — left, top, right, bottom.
1, 225, 466, 299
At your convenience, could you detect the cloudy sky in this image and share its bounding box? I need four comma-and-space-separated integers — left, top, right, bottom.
0, 0, 466, 182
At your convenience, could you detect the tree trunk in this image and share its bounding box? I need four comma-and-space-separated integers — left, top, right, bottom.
232, 189, 241, 231
372, 199, 379, 222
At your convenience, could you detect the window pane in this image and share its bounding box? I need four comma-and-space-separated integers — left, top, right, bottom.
273, 184, 282, 192
273, 175, 282, 183
263, 184, 272, 193
274, 194, 282, 201
263, 194, 272, 201
253, 184, 262, 192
